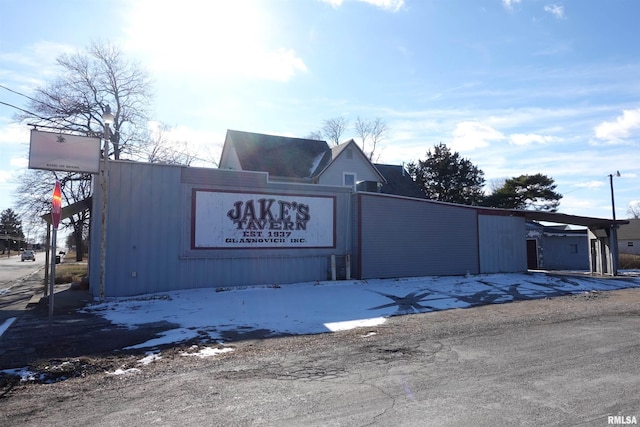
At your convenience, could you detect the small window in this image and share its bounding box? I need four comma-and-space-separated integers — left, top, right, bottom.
569, 244, 578, 254
628, 242, 634, 247
344, 173, 356, 190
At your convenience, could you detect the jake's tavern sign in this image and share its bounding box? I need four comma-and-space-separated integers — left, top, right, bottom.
193, 190, 335, 249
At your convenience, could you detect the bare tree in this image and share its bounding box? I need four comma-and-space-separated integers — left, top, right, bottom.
305, 130, 324, 141
321, 116, 349, 146
132, 122, 200, 166
488, 178, 507, 193
13, 41, 153, 260
354, 116, 387, 161
21, 42, 153, 159
13, 170, 92, 261
628, 202, 640, 219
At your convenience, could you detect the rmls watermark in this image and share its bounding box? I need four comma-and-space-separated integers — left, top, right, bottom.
608, 415, 638, 425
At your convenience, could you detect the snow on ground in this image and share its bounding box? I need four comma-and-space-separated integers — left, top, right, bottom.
79, 272, 640, 351
3, 272, 640, 382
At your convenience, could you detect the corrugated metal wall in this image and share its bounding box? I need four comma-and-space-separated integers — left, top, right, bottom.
478, 213, 527, 273
91, 162, 529, 297
90, 162, 185, 297
356, 193, 480, 278
91, 162, 352, 297
540, 235, 589, 270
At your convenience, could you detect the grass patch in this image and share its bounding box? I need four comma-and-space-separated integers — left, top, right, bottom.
54, 262, 88, 284
619, 253, 640, 270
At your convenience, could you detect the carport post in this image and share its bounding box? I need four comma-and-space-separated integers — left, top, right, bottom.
610, 226, 619, 276
609, 171, 621, 276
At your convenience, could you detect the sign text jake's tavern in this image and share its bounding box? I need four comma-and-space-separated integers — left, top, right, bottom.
193, 190, 335, 248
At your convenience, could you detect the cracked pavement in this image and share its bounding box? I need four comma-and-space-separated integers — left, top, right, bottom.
3, 285, 640, 426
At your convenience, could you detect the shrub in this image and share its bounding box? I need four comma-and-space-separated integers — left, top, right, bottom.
619, 253, 640, 270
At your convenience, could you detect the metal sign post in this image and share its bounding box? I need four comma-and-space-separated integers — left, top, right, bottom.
49, 181, 62, 328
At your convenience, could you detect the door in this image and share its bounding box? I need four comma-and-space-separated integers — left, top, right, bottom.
526, 239, 538, 269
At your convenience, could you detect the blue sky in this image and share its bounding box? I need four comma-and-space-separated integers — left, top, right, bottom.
1, 0, 639, 225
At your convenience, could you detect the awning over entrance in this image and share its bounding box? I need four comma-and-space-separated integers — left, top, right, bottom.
520, 210, 628, 229
518, 210, 627, 276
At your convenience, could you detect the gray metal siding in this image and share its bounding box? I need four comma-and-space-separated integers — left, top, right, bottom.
91, 162, 352, 297
541, 235, 589, 270
91, 162, 534, 297
178, 256, 331, 289
350, 194, 360, 278
106, 161, 183, 296
357, 194, 479, 278
478, 214, 527, 273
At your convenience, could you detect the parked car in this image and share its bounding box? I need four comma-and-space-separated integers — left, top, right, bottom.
21, 250, 36, 262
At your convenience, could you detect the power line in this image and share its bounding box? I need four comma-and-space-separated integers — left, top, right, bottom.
0, 99, 47, 121
0, 83, 61, 124
0, 83, 40, 104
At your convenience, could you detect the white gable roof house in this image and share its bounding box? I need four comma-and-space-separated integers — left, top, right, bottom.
618, 218, 640, 255
219, 130, 386, 190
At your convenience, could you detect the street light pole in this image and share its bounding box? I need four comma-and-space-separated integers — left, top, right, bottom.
609, 171, 620, 220
100, 105, 115, 300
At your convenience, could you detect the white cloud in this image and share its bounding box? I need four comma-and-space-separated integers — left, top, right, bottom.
593, 108, 640, 143
360, 0, 405, 11
575, 180, 605, 189
451, 121, 505, 152
544, 4, 565, 19
10, 156, 27, 168
248, 49, 308, 82
164, 123, 225, 167
558, 194, 603, 216
320, 0, 405, 11
0, 41, 74, 70
0, 170, 13, 186
123, 1, 307, 82
509, 133, 560, 145
502, 0, 521, 10
0, 122, 30, 145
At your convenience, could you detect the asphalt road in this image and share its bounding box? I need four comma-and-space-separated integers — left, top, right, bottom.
0, 252, 46, 324
2, 287, 640, 426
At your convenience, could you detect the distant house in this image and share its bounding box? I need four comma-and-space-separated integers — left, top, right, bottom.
526, 222, 589, 270
218, 129, 411, 193
219, 130, 332, 182
372, 164, 426, 199
618, 218, 640, 255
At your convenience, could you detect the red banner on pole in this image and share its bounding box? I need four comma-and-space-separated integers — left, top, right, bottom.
52, 181, 62, 230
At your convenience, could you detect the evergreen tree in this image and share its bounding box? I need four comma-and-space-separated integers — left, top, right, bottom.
0, 208, 24, 253
482, 173, 562, 211
407, 143, 485, 205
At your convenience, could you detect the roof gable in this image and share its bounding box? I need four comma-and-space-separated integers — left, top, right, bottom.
618, 218, 640, 239
220, 130, 331, 179
316, 139, 386, 183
